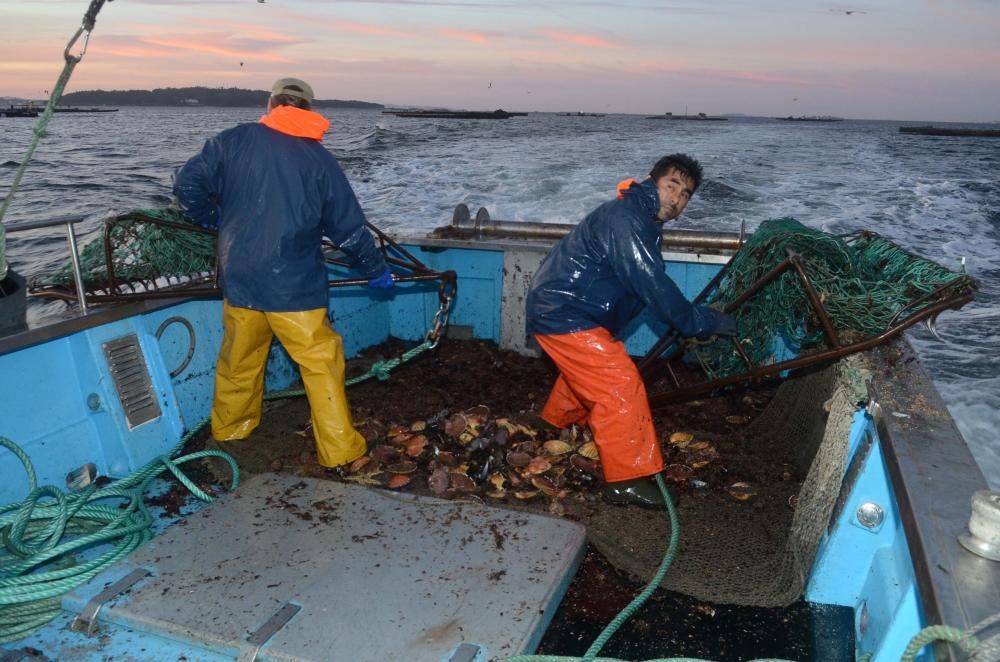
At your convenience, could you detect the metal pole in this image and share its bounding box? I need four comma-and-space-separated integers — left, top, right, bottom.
65, 221, 88, 313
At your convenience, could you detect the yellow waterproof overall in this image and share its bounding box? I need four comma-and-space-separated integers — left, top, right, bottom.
212, 301, 366, 468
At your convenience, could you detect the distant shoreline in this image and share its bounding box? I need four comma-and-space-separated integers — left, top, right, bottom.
49, 86, 384, 110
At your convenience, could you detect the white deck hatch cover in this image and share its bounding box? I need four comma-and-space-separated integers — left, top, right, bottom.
64, 474, 587, 661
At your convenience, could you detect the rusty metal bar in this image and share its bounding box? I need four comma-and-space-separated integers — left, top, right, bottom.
648, 292, 973, 407
730, 335, 755, 370
787, 250, 840, 348
723, 257, 795, 312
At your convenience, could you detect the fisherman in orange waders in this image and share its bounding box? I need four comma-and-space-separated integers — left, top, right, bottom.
174, 78, 394, 471
526, 154, 737, 508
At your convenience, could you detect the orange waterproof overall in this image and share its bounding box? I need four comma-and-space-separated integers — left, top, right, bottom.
535, 328, 664, 483
212, 301, 367, 468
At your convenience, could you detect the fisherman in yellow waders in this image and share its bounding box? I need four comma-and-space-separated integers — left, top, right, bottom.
174, 77, 394, 470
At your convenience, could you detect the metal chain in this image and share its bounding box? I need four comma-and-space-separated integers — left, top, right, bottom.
425, 277, 456, 347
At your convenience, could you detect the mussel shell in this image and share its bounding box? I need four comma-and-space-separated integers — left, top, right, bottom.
428, 467, 450, 495
506, 451, 532, 468
449, 472, 477, 493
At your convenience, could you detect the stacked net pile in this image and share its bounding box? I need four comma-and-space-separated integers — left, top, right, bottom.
695, 218, 976, 378
40, 208, 215, 292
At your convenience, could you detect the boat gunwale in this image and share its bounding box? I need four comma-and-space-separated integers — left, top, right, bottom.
869, 341, 1000, 659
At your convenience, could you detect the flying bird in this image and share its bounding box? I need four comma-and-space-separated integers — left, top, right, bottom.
488, 82, 492, 89
239, 61, 245, 67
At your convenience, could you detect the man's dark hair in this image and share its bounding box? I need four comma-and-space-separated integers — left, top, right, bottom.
270, 93, 311, 111
649, 154, 703, 191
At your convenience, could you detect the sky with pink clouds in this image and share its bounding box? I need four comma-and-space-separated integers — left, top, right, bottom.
2, 0, 999, 121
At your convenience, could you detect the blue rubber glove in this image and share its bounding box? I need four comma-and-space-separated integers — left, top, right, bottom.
711, 310, 738, 337
367, 265, 394, 289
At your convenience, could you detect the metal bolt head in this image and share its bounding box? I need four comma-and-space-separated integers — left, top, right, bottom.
86, 393, 101, 411
857, 502, 885, 530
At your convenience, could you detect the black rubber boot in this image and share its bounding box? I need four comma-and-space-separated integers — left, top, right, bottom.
602, 476, 676, 510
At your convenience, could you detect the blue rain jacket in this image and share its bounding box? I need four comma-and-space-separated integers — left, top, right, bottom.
174, 117, 386, 312
527, 178, 725, 339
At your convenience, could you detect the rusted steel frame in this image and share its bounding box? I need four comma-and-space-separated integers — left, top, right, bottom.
886, 279, 975, 328
638, 257, 791, 383
125, 211, 219, 236
325, 254, 428, 273
721, 256, 795, 312
365, 221, 432, 273
327, 272, 450, 288
648, 292, 974, 407
786, 250, 840, 348
730, 336, 755, 370
637, 256, 736, 375
32, 271, 452, 304
637, 330, 680, 376
102, 220, 117, 293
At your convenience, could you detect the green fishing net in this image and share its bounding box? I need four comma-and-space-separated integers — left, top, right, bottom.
42, 208, 216, 290
694, 217, 977, 378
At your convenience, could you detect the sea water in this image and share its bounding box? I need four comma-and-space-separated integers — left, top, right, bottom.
1, 107, 997, 487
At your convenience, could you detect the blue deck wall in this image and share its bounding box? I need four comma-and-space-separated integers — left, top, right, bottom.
0, 245, 715, 506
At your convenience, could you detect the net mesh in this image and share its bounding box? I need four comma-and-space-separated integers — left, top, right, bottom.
584, 357, 868, 607
40, 208, 215, 290
692, 218, 976, 378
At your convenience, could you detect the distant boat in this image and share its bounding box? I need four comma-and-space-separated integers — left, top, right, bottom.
557, 112, 605, 117
899, 125, 1000, 138
382, 109, 526, 120
777, 115, 844, 122
1, 105, 39, 118
53, 107, 119, 113
645, 112, 727, 121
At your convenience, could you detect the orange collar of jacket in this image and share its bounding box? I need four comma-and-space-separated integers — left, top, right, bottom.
259, 105, 330, 140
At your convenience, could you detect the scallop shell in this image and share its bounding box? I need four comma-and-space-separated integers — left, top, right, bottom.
410, 420, 427, 432
349, 455, 375, 474
386, 461, 417, 474
506, 451, 532, 468
727, 481, 756, 501
387, 474, 412, 489
668, 431, 694, 447
543, 440, 574, 456
577, 441, 599, 460
524, 456, 553, 476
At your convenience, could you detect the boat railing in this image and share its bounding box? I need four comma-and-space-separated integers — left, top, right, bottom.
4, 214, 89, 312
440, 203, 747, 253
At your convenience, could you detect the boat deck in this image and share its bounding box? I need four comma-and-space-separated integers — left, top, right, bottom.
59, 474, 586, 661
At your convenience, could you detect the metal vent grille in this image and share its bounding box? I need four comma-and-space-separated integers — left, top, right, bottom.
103, 335, 161, 429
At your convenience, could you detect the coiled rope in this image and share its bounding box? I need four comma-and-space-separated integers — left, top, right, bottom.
0, 331, 435, 643
0, 431, 239, 643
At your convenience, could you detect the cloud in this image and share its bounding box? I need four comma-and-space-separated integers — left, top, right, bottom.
438, 28, 491, 44
539, 29, 619, 49
327, 19, 418, 39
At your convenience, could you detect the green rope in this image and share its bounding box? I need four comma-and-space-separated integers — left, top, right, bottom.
900, 625, 975, 660
0, 1, 111, 281
504, 476, 797, 662
0, 431, 238, 643
0, 334, 432, 642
